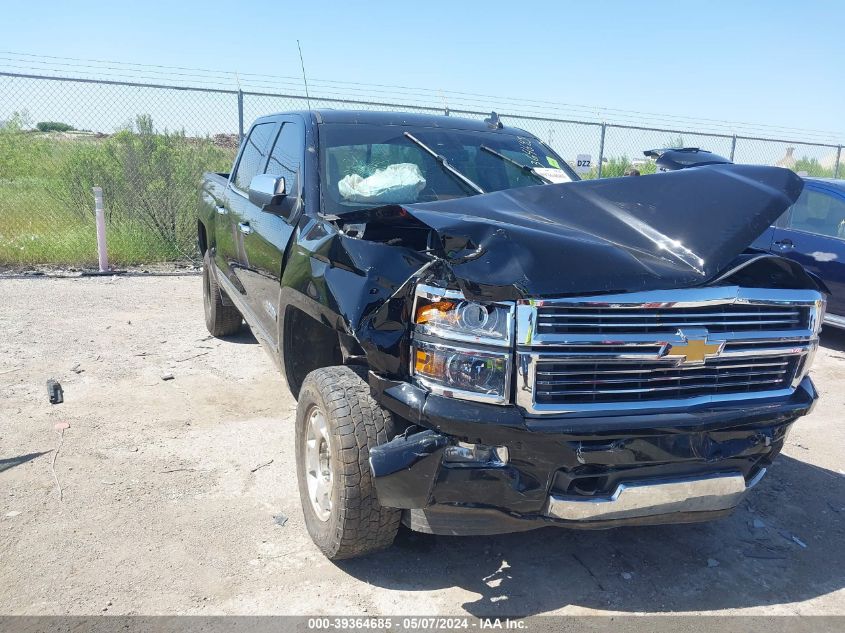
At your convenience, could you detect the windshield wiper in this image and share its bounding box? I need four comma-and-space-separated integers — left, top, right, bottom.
403, 132, 485, 195
479, 145, 552, 184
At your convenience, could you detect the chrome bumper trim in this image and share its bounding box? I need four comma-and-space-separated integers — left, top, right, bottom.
824, 312, 845, 329
545, 470, 765, 522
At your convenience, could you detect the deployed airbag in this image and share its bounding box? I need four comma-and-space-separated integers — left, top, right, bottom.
338, 163, 426, 204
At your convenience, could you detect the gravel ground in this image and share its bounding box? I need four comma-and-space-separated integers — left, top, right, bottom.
1, 276, 843, 616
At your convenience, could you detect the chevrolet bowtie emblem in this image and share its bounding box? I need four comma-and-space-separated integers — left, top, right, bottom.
662, 329, 724, 365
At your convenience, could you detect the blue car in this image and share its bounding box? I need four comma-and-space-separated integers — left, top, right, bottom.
751, 178, 845, 327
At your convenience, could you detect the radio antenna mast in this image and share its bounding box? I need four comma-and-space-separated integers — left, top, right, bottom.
296, 40, 312, 111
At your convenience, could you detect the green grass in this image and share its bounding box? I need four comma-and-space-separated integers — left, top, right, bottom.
0, 120, 234, 268
0, 181, 188, 265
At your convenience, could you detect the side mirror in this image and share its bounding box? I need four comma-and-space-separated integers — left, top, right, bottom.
248, 174, 286, 209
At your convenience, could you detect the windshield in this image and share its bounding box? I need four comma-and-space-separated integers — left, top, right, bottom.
318, 123, 576, 214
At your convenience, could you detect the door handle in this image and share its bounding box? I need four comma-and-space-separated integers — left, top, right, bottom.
215, 205, 226, 215
238, 222, 253, 235
773, 239, 794, 251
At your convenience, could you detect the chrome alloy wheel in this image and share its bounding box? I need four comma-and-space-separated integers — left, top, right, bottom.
304, 405, 333, 522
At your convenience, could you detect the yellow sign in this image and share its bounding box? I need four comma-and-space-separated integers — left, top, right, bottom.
664, 338, 724, 364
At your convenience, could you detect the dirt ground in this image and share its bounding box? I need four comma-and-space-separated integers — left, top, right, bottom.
1, 276, 844, 616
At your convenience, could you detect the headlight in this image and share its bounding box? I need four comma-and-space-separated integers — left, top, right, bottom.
411, 285, 514, 404
412, 340, 510, 403
413, 284, 513, 347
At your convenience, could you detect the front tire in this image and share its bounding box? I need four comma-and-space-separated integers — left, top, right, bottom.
295, 366, 401, 560
202, 250, 243, 337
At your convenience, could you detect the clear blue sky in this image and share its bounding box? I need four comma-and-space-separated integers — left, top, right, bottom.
2, 0, 843, 138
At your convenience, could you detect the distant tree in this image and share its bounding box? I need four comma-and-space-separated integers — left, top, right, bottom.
0, 110, 32, 131
794, 156, 835, 178
664, 135, 685, 148
36, 121, 76, 133
57, 114, 235, 258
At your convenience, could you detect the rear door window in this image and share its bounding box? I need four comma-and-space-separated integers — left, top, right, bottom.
232, 122, 277, 192
788, 189, 845, 239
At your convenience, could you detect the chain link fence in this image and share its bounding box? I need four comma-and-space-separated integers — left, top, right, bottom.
1, 71, 842, 270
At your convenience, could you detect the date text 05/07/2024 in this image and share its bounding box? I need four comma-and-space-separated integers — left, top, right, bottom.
306, 617, 526, 630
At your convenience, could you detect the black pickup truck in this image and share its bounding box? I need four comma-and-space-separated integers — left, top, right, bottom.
198, 110, 825, 560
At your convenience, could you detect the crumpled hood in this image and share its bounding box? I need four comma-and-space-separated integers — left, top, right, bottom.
399, 164, 803, 300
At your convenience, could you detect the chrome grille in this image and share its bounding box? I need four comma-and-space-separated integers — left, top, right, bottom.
536, 304, 809, 334
534, 357, 798, 405
516, 287, 824, 414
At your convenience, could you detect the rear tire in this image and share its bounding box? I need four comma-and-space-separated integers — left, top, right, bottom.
295, 366, 401, 560
202, 250, 243, 337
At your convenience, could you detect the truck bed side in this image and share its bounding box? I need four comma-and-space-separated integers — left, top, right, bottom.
198, 172, 230, 247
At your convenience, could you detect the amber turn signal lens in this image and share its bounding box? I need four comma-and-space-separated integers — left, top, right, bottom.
414, 349, 444, 376
415, 300, 455, 324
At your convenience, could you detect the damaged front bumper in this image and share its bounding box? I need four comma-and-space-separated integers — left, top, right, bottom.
368, 374, 818, 535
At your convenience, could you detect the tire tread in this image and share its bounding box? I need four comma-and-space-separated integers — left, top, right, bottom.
203, 251, 243, 337
298, 366, 401, 559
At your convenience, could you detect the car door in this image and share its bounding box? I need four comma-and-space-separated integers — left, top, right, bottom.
769, 184, 845, 317
217, 121, 279, 289
234, 117, 305, 346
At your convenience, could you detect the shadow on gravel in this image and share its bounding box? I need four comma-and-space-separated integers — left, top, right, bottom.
0, 451, 51, 474
221, 329, 258, 345
820, 325, 845, 353
338, 456, 844, 616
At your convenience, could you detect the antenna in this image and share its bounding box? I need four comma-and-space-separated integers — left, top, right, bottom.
296, 40, 311, 111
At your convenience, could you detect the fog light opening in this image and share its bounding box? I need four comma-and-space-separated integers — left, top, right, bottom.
443, 442, 509, 467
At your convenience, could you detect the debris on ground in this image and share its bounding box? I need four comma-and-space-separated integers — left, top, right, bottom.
273, 513, 288, 527
621, 572, 633, 580
707, 558, 720, 567
176, 351, 210, 363
5, 511, 21, 518
779, 530, 808, 548
752, 518, 766, 529
51, 422, 70, 501
160, 373, 175, 381
46, 379, 63, 404
250, 459, 274, 473
71, 363, 84, 374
